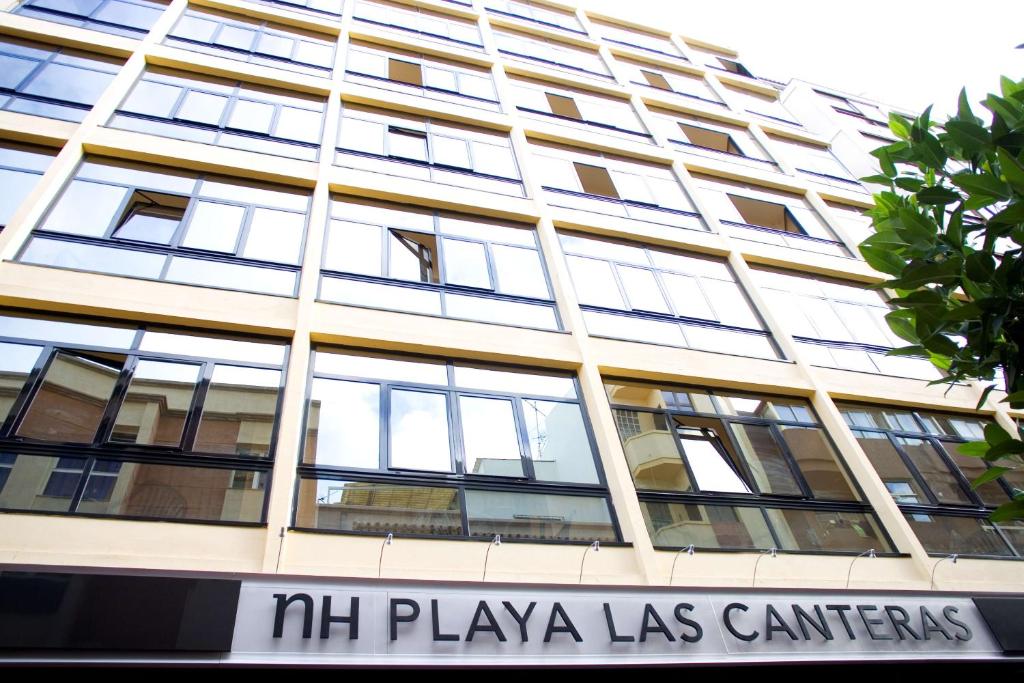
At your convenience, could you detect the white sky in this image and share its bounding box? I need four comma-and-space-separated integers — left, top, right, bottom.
581, 0, 1024, 118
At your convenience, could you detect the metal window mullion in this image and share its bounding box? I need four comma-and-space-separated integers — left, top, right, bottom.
758, 505, 786, 550
232, 205, 257, 257
0, 343, 53, 438
888, 433, 941, 506
990, 523, 1021, 558
717, 418, 763, 495
931, 437, 986, 507
449, 389, 466, 475
665, 412, 702, 494
511, 394, 536, 480
768, 422, 814, 499
381, 383, 392, 470
67, 455, 99, 513
93, 354, 138, 445
13, 49, 58, 96
180, 361, 215, 452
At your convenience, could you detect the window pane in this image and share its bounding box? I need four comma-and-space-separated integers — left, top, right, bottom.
778, 425, 858, 500
165, 257, 296, 296
946, 448, 1008, 506
314, 351, 448, 386
295, 479, 463, 535
546, 92, 581, 119
228, 99, 275, 134
193, 365, 281, 457
388, 128, 428, 161
78, 461, 265, 522
111, 360, 200, 447
21, 238, 167, 279
275, 107, 322, 144
0, 454, 79, 513
567, 256, 624, 308
42, 180, 129, 237
216, 25, 256, 51
23, 63, 115, 106
121, 79, 182, 117
453, 366, 576, 398
444, 295, 557, 330
465, 490, 616, 542
433, 136, 471, 168
110, 190, 187, 244
388, 58, 422, 85
898, 437, 972, 505
766, 509, 889, 553
390, 230, 438, 282
459, 396, 523, 477
0, 169, 41, 226
443, 239, 489, 288
905, 514, 1013, 557
323, 221, 381, 274
389, 389, 451, 472
0, 343, 43, 425
851, 430, 929, 504
320, 277, 443, 316
139, 331, 286, 365
241, 208, 305, 264
661, 273, 715, 320
616, 410, 691, 491
177, 91, 228, 125
17, 351, 125, 444
181, 201, 246, 252
728, 423, 801, 496
305, 378, 380, 469
256, 33, 293, 59
523, 399, 598, 484
492, 245, 547, 298
618, 266, 669, 313
642, 502, 773, 549
574, 162, 618, 197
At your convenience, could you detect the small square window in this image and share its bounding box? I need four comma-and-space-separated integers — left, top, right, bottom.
389, 58, 423, 86
111, 190, 189, 244
573, 162, 619, 198
545, 92, 581, 120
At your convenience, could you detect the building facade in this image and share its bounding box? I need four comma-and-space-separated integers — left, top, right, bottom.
0, 0, 1021, 667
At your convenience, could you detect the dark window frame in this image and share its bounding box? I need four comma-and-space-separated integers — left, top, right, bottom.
607, 378, 896, 555
295, 346, 624, 544
14, 0, 167, 37
353, 0, 484, 49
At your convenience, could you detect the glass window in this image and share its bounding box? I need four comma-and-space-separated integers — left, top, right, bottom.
298, 348, 617, 543
112, 67, 326, 161
0, 311, 286, 524
561, 232, 776, 359
0, 36, 122, 122
15, 0, 166, 37
0, 141, 57, 228
166, 7, 336, 76
320, 197, 556, 329
607, 379, 890, 554
493, 28, 608, 77
838, 402, 1018, 557
353, 0, 482, 48
484, 0, 583, 33
22, 157, 310, 297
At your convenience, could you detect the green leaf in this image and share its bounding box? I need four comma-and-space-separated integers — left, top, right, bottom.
895, 177, 925, 192
944, 120, 990, 156
885, 309, 919, 343
973, 466, 1011, 488
985, 422, 1014, 445
1001, 391, 1024, 406
951, 172, 1012, 200
986, 439, 1024, 459
859, 244, 907, 276
861, 174, 894, 186
957, 87, 980, 123
916, 186, 960, 205
984, 94, 1024, 127
873, 146, 897, 177
965, 251, 996, 281
997, 147, 1024, 192
988, 202, 1024, 226
975, 384, 998, 410
888, 112, 912, 140
1001, 76, 1024, 98
958, 441, 990, 457
886, 344, 928, 357
989, 499, 1024, 523
916, 131, 948, 170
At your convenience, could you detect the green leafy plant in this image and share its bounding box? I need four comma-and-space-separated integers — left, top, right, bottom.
859, 77, 1024, 521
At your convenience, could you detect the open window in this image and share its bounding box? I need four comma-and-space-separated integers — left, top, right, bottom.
545, 92, 582, 120
111, 190, 189, 245
387, 126, 429, 161
388, 58, 423, 86
389, 229, 439, 283
677, 123, 742, 155
717, 58, 752, 77
674, 419, 751, 494
641, 69, 672, 91
727, 194, 804, 234
573, 162, 619, 198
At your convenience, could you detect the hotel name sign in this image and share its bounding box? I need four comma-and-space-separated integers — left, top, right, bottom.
230, 580, 1004, 665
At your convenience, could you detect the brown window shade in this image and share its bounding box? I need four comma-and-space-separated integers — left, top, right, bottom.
545, 92, 582, 120
727, 194, 804, 234
641, 70, 672, 91
574, 162, 618, 198
678, 123, 742, 155
388, 58, 423, 86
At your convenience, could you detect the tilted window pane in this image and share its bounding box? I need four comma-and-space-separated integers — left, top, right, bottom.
0, 343, 43, 425
465, 490, 616, 542
642, 502, 773, 550
304, 379, 380, 469
897, 437, 972, 505
459, 396, 523, 477
851, 430, 929, 504
389, 389, 452, 472
675, 420, 751, 494
524, 400, 598, 484
111, 360, 200, 447
296, 479, 463, 535
0, 454, 79, 513
17, 351, 126, 444
729, 423, 802, 496
194, 366, 281, 457
778, 425, 858, 501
